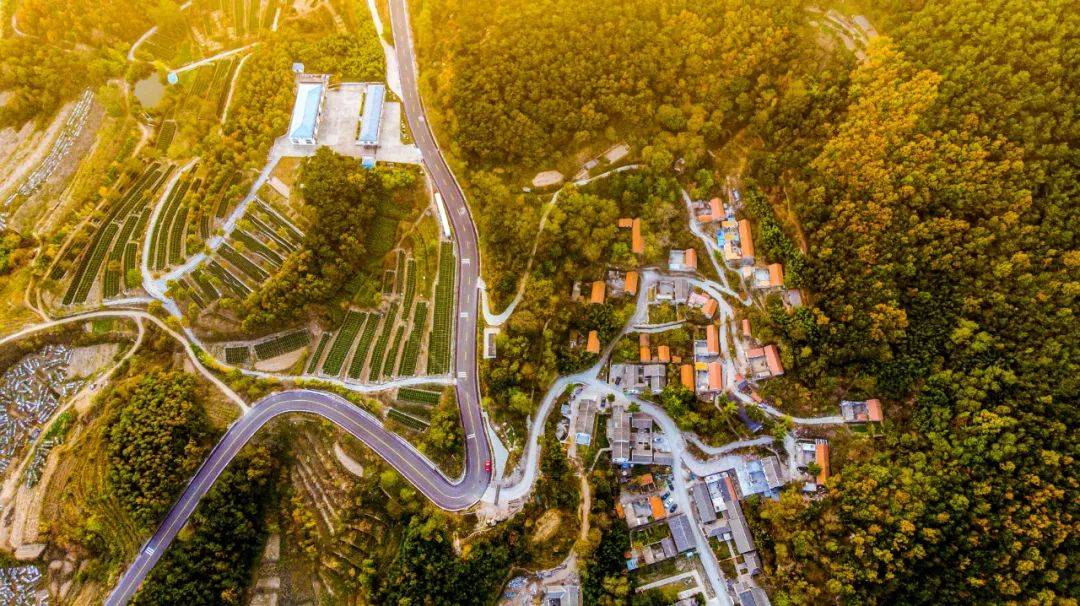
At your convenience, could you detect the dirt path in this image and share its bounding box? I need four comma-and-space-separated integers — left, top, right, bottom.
575, 457, 590, 541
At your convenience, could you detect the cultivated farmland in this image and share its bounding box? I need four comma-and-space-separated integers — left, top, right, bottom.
59, 162, 173, 305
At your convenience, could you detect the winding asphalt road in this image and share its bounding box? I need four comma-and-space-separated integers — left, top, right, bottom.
104, 2, 490, 602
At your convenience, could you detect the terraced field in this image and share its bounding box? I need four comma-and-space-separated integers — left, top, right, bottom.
255, 201, 303, 242
321, 311, 366, 376
401, 259, 417, 317
425, 242, 456, 374
233, 229, 283, 267
248, 209, 299, 252
380, 326, 405, 381
190, 268, 220, 301
156, 120, 177, 151
253, 330, 311, 360
60, 163, 173, 305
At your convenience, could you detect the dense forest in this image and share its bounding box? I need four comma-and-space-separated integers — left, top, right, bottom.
414, 0, 805, 167
105, 371, 211, 529
132, 445, 278, 605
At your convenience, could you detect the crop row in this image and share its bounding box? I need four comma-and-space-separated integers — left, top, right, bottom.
215, 59, 240, 116
380, 326, 405, 381
392, 400, 433, 420
191, 268, 220, 301
367, 301, 399, 381
150, 171, 195, 271
248, 211, 297, 253
219, 243, 268, 282
393, 251, 405, 293
102, 269, 120, 300
255, 201, 303, 243
321, 311, 366, 376
206, 260, 250, 296
156, 120, 176, 151
382, 269, 395, 295
184, 277, 205, 307
397, 301, 428, 376
225, 346, 250, 364
166, 177, 200, 266
401, 259, 417, 316
306, 333, 330, 373
254, 330, 311, 360
233, 229, 283, 267
347, 311, 381, 379
263, 0, 278, 29
426, 242, 456, 374
63, 223, 117, 305
397, 388, 441, 405
122, 243, 138, 289
213, 172, 239, 219
387, 408, 429, 431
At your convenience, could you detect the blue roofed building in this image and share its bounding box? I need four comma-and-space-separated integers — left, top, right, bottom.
288, 73, 329, 146
357, 83, 386, 147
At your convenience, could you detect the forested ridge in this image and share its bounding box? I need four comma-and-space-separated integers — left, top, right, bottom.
741, 1, 1079, 601
415, 0, 807, 167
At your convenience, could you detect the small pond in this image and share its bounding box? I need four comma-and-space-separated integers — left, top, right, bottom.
133, 74, 166, 108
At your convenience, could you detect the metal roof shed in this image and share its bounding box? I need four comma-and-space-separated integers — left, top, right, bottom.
357, 83, 386, 145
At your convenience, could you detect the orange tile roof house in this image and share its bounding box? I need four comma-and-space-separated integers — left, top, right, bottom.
841, 398, 884, 423
639, 333, 650, 347
586, 330, 601, 354
816, 441, 831, 486
625, 271, 639, 295
657, 345, 671, 363
707, 361, 724, 391
738, 220, 755, 259
702, 297, 718, 318
590, 280, 606, 304
640, 346, 651, 362
649, 495, 667, 520
742, 318, 752, 339
668, 248, 697, 271
631, 218, 644, 254
680, 364, 695, 390
768, 263, 784, 288
706, 324, 720, 356
764, 344, 784, 376
618, 217, 634, 229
